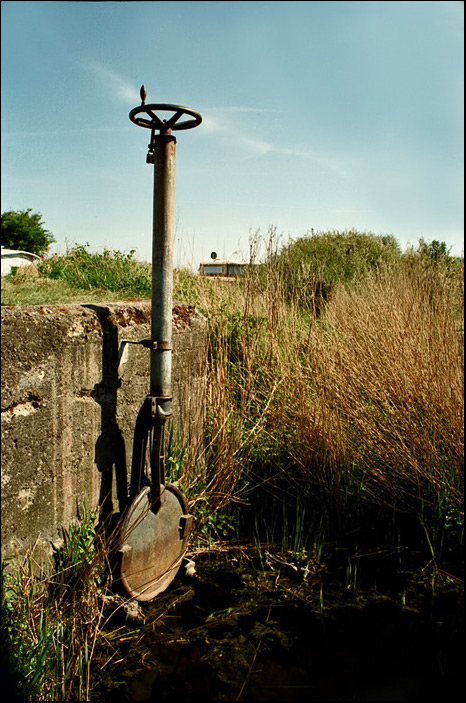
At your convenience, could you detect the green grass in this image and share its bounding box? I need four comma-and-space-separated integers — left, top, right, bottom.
1, 244, 152, 305
1, 273, 131, 305
38, 244, 152, 296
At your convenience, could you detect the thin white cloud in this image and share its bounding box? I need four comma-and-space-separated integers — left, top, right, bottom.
206, 106, 282, 113
86, 60, 139, 103
199, 114, 224, 133
331, 209, 374, 214
200, 106, 280, 134
298, 150, 349, 178
239, 136, 273, 155
2, 128, 130, 136
200, 106, 348, 177
239, 139, 348, 177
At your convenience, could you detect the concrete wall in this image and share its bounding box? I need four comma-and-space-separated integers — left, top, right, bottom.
1, 301, 207, 562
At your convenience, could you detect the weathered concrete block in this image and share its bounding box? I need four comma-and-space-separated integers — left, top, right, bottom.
1, 302, 207, 562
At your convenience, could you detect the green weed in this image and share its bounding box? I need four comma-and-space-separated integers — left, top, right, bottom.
38, 244, 152, 297
1, 507, 110, 701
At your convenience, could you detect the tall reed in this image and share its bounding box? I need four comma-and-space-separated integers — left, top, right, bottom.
304, 264, 463, 510
178, 236, 463, 555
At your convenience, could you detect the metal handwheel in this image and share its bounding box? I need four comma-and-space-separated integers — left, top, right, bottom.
129, 86, 202, 133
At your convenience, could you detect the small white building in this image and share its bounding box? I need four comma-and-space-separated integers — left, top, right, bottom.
1, 248, 41, 275
199, 259, 248, 277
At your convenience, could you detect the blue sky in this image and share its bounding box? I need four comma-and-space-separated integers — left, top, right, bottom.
1, 1, 464, 267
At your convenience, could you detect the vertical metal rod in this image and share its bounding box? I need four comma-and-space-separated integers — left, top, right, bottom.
149, 132, 176, 497
150, 133, 176, 400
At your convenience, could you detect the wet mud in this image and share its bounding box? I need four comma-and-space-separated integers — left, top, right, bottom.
93, 546, 463, 702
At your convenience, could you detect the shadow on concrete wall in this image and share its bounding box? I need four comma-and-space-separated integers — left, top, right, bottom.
84, 306, 128, 521
1, 301, 207, 564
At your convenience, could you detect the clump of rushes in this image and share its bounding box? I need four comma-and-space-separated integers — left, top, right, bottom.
288, 263, 463, 516
1, 506, 110, 701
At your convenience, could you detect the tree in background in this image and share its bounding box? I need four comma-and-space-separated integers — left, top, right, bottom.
1, 209, 55, 257
416, 237, 451, 262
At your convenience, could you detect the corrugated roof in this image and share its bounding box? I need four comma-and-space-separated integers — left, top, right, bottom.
1, 248, 40, 259
199, 260, 246, 265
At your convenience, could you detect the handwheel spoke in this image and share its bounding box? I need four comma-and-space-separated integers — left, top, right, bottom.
163, 109, 185, 131
143, 108, 166, 131
133, 116, 152, 129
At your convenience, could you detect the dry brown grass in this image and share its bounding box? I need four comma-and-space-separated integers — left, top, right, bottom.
184, 255, 463, 529
294, 265, 464, 510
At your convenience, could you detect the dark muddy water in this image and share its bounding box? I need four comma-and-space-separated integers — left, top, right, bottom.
93, 546, 463, 702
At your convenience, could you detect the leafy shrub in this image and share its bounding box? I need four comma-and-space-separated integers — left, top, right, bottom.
38, 244, 151, 296
1, 209, 55, 256
270, 228, 402, 312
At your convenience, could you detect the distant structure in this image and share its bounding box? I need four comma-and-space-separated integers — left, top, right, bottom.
199, 251, 248, 278
1, 248, 40, 276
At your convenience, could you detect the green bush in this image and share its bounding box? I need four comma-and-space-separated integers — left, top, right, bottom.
1, 209, 55, 256
38, 244, 152, 296
271, 228, 402, 312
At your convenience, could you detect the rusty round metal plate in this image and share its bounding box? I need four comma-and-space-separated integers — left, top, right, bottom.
119, 484, 191, 601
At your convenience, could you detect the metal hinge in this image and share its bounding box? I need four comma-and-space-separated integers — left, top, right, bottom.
179, 514, 194, 540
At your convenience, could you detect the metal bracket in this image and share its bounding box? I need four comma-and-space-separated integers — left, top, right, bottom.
121, 338, 151, 348
179, 514, 194, 540
118, 338, 172, 369
120, 339, 171, 350
149, 396, 173, 421
146, 128, 156, 163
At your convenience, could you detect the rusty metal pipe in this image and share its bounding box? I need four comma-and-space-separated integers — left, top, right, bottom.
150, 133, 176, 402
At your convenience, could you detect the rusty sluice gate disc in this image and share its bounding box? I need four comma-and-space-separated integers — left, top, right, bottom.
120, 485, 193, 601
120, 86, 201, 601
